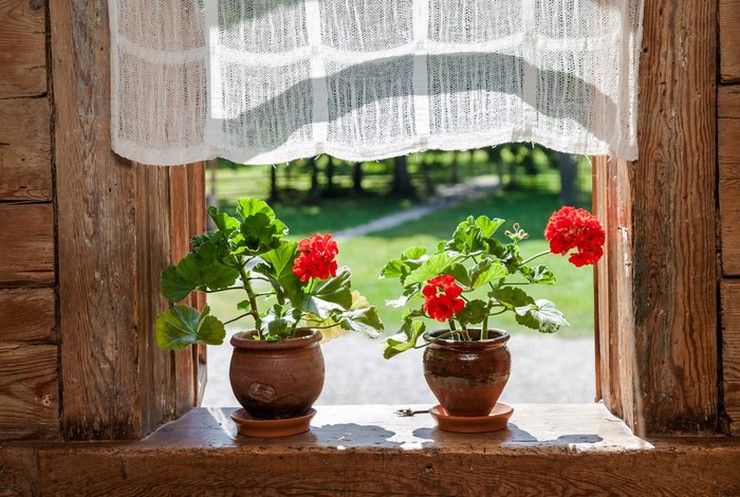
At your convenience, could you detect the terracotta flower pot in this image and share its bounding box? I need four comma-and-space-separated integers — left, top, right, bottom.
422, 329, 511, 417
229, 329, 324, 419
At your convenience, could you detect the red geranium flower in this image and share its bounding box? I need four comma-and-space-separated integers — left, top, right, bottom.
544, 206, 605, 267
422, 275, 465, 322
292, 233, 339, 282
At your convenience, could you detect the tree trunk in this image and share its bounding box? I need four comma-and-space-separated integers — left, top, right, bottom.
558, 153, 578, 205
353, 162, 363, 193
391, 156, 417, 199
268, 165, 279, 203
325, 156, 335, 195
451, 151, 460, 184
307, 157, 321, 201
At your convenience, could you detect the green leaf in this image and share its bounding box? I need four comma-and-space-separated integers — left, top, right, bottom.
303, 266, 353, 318
470, 259, 508, 288
401, 246, 427, 261
448, 263, 471, 287
207, 206, 240, 234
161, 264, 196, 302
383, 320, 426, 359
519, 265, 556, 285
176, 251, 239, 292
475, 216, 505, 238
405, 253, 457, 286
236, 300, 251, 312
240, 212, 284, 254
456, 299, 489, 327
490, 286, 535, 311
445, 216, 487, 254
380, 258, 409, 280
339, 306, 384, 338
155, 305, 226, 349
515, 299, 569, 333
236, 198, 276, 220
258, 241, 301, 303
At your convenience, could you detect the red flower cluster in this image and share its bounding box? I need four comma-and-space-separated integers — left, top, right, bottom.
292, 233, 339, 282
422, 275, 465, 322
544, 206, 605, 267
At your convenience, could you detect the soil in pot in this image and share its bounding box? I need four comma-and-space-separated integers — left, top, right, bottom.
423, 328, 511, 417
229, 329, 324, 419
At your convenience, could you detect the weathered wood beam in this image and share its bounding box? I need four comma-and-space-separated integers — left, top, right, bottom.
721, 281, 740, 434
51, 0, 201, 440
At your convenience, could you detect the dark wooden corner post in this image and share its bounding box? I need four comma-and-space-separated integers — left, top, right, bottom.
594, 0, 719, 435
50, 0, 205, 440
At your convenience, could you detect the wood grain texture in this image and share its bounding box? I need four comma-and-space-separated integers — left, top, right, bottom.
0, 447, 39, 497
33, 406, 740, 496
593, 158, 639, 432
52, 0, 199, 440
628, 0, 718, 434
187, 162, 207, 405
168, 165, 196, 416
134, 164, 177, 437
721, 281, 740, 433
0, 203, 54, 287
0, 97, 52, 201
720, 0, 740, 82
719, 85, 740, 275
0, 0, 46, 97
0, 344, 60, 441
0, 288, 55, 343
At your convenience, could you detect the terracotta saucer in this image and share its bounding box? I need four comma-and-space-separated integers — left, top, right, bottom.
429, 403, 513, 433
231, 408, 316, 438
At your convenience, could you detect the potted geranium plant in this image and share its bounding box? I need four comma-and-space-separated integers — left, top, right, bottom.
154, 198, 383, 428
380, 206, 604, 429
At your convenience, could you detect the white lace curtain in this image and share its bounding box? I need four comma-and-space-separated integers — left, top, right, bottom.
109, 0, 644, 166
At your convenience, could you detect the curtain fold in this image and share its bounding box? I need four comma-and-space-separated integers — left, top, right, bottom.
110, 0, 644, 166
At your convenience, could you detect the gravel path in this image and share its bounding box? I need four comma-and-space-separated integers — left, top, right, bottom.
201, 331, 594, 406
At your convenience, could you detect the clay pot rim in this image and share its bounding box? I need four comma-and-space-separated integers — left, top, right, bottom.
230, 329, 321, 350
423, 328, 510, 348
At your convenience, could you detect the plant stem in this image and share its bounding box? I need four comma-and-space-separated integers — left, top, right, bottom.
236, 262, 263, 339
203, 286, 243, 293
520, 249, 551, 266
482, 315, 489, 340
223, 313, 250, 326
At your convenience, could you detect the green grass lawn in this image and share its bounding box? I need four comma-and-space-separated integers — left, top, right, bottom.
206, 167, 595, 340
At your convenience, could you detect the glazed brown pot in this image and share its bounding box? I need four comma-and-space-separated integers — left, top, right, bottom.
423, 328, 511, 417
229, 329, 324, 419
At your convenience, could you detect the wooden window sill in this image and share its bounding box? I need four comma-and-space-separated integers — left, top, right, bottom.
3, 404, 739, 495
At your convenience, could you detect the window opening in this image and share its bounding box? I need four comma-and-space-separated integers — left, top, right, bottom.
200, 145, 596, 407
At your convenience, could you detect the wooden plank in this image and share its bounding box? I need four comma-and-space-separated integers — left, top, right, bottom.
187, 162, 208, 405
35, 406, 740, 496
720, 0, 740, 82
721, 280, 740, 433
0, 344, 60, 441
0, 203, 54, 287
719, 86, 740, 275
0, 288, 55, 343
0, 447, 39, 497
623, 0, 719, 434
169, 165, 196, 416
51, 0, 205, 439
0, 97, 53, 201
0, 0, 46, 97
135, 165, 177, 437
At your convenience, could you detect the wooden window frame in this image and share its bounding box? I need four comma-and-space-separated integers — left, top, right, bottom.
47, 0, 722, 441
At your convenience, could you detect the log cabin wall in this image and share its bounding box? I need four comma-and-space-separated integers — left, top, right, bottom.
720, 0, 740, 435
0, 0, 57, 441
0, 0, 205, 442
